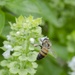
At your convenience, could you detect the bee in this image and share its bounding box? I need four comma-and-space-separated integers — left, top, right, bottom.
34, 37, 52, 60
37, 37, 51, 60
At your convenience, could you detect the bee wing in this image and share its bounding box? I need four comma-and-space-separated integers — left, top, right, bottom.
48, 48, 57, 58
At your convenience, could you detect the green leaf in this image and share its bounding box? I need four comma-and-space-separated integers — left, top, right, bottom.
12, 52, 21, 56
27, 68, 36, 75
9, 67, 19, 74
0, 69, 5, 75
52, 42, 68, 60
1, 25, 10, 38
13, 46, 22, 51
32, 62, 38, 68
0, 10, 5, 34
8, 61, 18, 68
1, 12, 15, 38
5, 0, 40, 16
67, 31, 75, 53
0, 0, 6, 6
5, 0, 59, 26
36, 56, 67, 75
18, 55, 27, 61
33, 0, 59, 26
0, 60, 9, 67
8, 61, 19, 74
19, 69, 28, 75
65, 0, 75, 6
27, 52, 38, 61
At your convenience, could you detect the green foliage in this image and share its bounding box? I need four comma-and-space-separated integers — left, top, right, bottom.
0, 10, 5, 34
0, 0, 75, 75
67, 31, 75, 59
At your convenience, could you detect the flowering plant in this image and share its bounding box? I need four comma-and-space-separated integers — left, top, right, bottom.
68, 56, 75, 75
0, 15, 42, 75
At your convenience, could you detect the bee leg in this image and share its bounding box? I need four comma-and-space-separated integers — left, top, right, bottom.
34, 44, 42, 48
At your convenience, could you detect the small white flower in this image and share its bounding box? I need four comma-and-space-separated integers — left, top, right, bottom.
4, 44, 12, 49
29, 38, 35, 44
26, 19, 29, 23
4, 45, 13, 51
2, 44, 13, 58
16, 31, 20, 35
13, 23, 16, 26
2, 50, 11, 59
7, 35, 11, 40
69, 72, 75, 75
23, 23, 26, 27
68, 56, 75, 71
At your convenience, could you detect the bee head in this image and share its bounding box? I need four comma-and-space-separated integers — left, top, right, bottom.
40, 36, 49, 42
39, 37, 52, 49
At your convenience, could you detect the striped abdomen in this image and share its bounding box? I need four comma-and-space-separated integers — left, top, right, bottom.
37, 47, 48, 60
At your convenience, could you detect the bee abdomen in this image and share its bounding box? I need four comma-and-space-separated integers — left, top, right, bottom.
37, 53, 45, 60
37, 50, 47, 60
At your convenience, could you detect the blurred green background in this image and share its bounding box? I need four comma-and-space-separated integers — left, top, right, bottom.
0, 0, 75, 75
